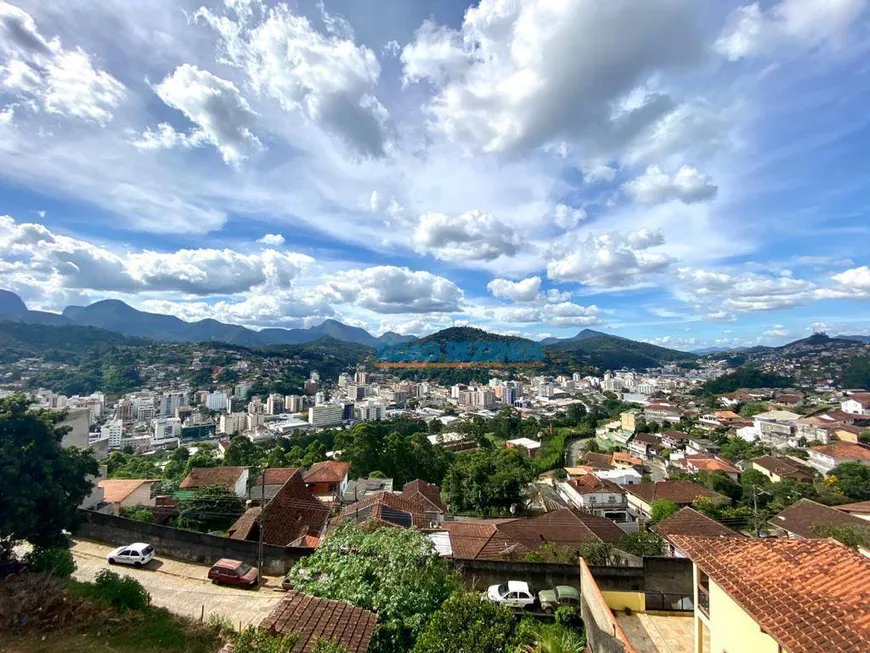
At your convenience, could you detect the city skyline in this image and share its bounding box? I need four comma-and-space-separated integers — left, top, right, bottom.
2, 0, 870, 351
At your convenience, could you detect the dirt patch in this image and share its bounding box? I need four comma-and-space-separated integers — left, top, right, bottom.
0, 573, 108, 635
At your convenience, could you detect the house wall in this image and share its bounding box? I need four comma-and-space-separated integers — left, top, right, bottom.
122, 484, 156, 509
601, 591, 645, 613
708, 579, 780, 653
233, 469, 249, 498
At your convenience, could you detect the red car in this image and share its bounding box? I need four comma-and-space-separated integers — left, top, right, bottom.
208, 559, 259, 587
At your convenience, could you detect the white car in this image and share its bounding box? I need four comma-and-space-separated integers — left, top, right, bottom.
106, 542, 155, 567
486, 581, 536, 609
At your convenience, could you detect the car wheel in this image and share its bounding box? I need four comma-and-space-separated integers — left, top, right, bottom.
134, 561, 142, 568
108, 558, 116, 565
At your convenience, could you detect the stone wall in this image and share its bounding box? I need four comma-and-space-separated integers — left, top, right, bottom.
75, 509, 313, 575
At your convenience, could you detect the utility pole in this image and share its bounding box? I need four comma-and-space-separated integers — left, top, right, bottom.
257, 465, 265, 586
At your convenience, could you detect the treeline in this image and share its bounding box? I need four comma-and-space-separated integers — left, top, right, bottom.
698, 367, 793, 394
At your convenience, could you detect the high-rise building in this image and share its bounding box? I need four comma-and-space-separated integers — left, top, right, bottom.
314, 391, 326, 406
152, 417, 182, 442
310, 370, 320, 382
285, 395, 305, 412
338, 373, 352, 388
234, 382, 252, 399
206, 391, 229, 412
354, 370, 368, 385
218, 412, 247, 435
266, 393, 284, 415
101, 417, 124, 449
137, 403, 155, 423
308, 404, 343, 427
502, 387, 515, 405
355, 401, 386, 421
246, 412, 265, 431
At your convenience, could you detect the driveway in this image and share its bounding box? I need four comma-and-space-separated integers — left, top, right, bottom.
70, 540, 284, 628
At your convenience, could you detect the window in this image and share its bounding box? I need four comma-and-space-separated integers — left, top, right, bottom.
120, 550, 131, 556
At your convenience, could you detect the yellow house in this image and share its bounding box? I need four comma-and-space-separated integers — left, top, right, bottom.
670, 535, 870, 653
620, 410, 639, 433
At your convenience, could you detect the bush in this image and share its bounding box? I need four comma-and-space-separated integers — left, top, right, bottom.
23, 546, 76, 579
94, 569, 151, 612
233, 626, 300, 653
554, 606, 582, 629
311, 639, 350, 653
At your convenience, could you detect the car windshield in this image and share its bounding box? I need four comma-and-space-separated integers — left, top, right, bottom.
143, 546, 153, 555
496, 583, 509, 596
236, 563, 252, 575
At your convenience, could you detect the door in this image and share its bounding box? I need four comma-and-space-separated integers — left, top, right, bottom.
118, 549, 132, 564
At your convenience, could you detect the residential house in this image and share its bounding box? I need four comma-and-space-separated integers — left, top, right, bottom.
794, 415, 832, 443
829, 424, 865, 443
644, 402, 682, 425
592, 467, 643, 486
435, 508, 625, 560
653, 507, 739, 557
837, 500, 870, 522
426, 431, 477, 451
717, 391, 752, 408
342, 477, 393, 504
258, 591, 377, 653
698, 410, 742, 430
249, 467, 300, 502
808, 442, 870, 475
627, 433, 664, 460
620, 410, 640, 433
506, 437, 542, 457
624, 481, 729, 520
557, 475, 630, 522
180, 466, 249, 498
661, 430, 689, 449
769, 498, 870, 544
98, 478, 159, 516
773, 392, 804, 407
842, 392, 870, 416
610, 451, 644, 472
228, 469, 329, 547
750, 455, 815, 483
581, 451, 614, 469
681, 455, 741, 482
402, 479, 448, 523
753, 410, 801, 449
338, 492, 430, 529
303, 460, 350, 500
671, 535, 870, 653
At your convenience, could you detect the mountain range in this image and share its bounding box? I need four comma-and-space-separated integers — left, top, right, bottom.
0, 290, 697, 369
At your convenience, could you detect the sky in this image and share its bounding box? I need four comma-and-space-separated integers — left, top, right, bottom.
1, 0, 870, 351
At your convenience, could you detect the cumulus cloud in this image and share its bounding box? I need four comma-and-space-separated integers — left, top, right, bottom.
553, 204, 587, 230
623, 165, 718, 204
831, 266, 870, 294
0, 214, 311, 295
413, 210, 521, 262
487, 276, 542, 302
319, 265, 464, 314
715, 0, 868, 61
544, 301, 602, 327
547, 228, 672, 288
146, 64, 262, 166
257, 233, 285, 246
0, 1, 125, 124
197, 1, 389, 157
401, 0, 704, 157
675, 267, 822, 313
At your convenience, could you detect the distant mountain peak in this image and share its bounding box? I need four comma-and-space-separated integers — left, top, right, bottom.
0, 290, 28, 317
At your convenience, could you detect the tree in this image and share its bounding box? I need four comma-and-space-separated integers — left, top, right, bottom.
442, 447, 535, 515
174, 485, 244, 533
223, 435, 258, 467
650, 499, 680, 524
0, 394, 98, 556
810, 524, 870, 549
618, 531, 665, 557
120, 505, 155, 523
288, 523, 460, 653
567, 402, 587, 424
412, 591, 514, 653
163, 446, 190, 480
524, 543, 579, 564
577, 542, 626, 566
185, 445, 219, 475
828, 462, 870, 501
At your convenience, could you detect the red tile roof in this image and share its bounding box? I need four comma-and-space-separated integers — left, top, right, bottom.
255, 467, 301, 486
836, 500, 870, 515
402, 479, 448, 514
611, 451, 643, 467
179, 466, 247, 490
339, 491, 430, 529
811, 442, 870, 460
624, 480, 725, 506
99, 478, 159, 503
770, 498, 870, 539
654, 507, 739, 541
261, 591, 377, 653
670, 535, 870, 653
304, 461, 351, 484
751, 455, 815, 482
568, 474, 625, 495
683, 455, 740, 475
582, 452, 614, 469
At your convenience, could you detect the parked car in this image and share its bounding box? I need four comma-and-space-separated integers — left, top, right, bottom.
538, 585, 580, 613
106, 543, 155, 567
208, 559, 259, 587
486, 581, 536, 609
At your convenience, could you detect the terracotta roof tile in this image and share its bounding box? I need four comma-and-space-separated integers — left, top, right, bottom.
670, 535, 870, 653
810, 442, 870, 460
569, 475, 625, 496
304, 461, 350, 484
339, 491, 430, 529
179, 466, 247, 490
98, 478, 158, 503
654, 507, 739, 540
625, 480, 725, 506
255, 467, 301, 486
582, 452, 614, 469
770, 498, 870, 539
684, 455, 740, 474
836, 500, 870, 515
261, 591, 377, 653
751, 455, 815, 481
402, 479, 448, 514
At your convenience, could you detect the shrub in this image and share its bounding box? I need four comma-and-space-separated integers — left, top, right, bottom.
554, 606, 582, 629
233, 626, 300, 653
94, 569, 151, 612
23, 546, 76, 579
311, 638, 350, 653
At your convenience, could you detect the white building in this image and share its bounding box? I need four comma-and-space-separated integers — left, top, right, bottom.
152, 417, 182, 443
285, 395, 306, 412
246, 412, 265, 431
315, 391, 326, 406
218, 412, 247, 436
101, 417, 124, 449
754, 410, 801, 449
355, 401, 386, 421
309, 404, 344, 428
234, 382, 252, 399
842, 393, 870, 416
206, 391, 229, 412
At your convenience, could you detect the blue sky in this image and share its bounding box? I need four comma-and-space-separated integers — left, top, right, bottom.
1, 0, 870, 350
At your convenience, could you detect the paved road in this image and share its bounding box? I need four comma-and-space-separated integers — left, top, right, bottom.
70, 540, 284, 628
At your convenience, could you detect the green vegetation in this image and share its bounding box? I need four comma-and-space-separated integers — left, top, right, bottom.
810, 524, 870, 550
650, 499, 680, 524
827, 462, 870, 501
412, 591, 515, 653
0, 394, 98, 557
287, 524, 461, 653
92, 569, 151, 612
22, 546, 76, 579
698, 367, 793, 394
174, 485, 245, 533
310, 639, 351, 653
120, 505, 156, 523
842, 357, 870, 389
442, 447, 535, 515
618, 531, 665, 557
232, 626, 299, 653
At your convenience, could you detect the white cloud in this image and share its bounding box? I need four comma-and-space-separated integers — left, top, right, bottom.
0, 214, 311, 295
149, 64, 262, 166
319, 265, 464, 314
623, 165, 718, 204
401, 0, 705, 157
197, 1, 389, 157
583, 164, 617, 184
257, 233, 285, 246
0, 1, 125, 125
544, 301, 602, 327
502, 307, 542, 323
553, 204, 587, 230
413, 210, 521, 262
832, 266, 870, 293
547, 228, 672, 288
369, 190, 380, 212
716, 0, 868, 61
675, 267, 823, 313
487, 276, 542, 302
